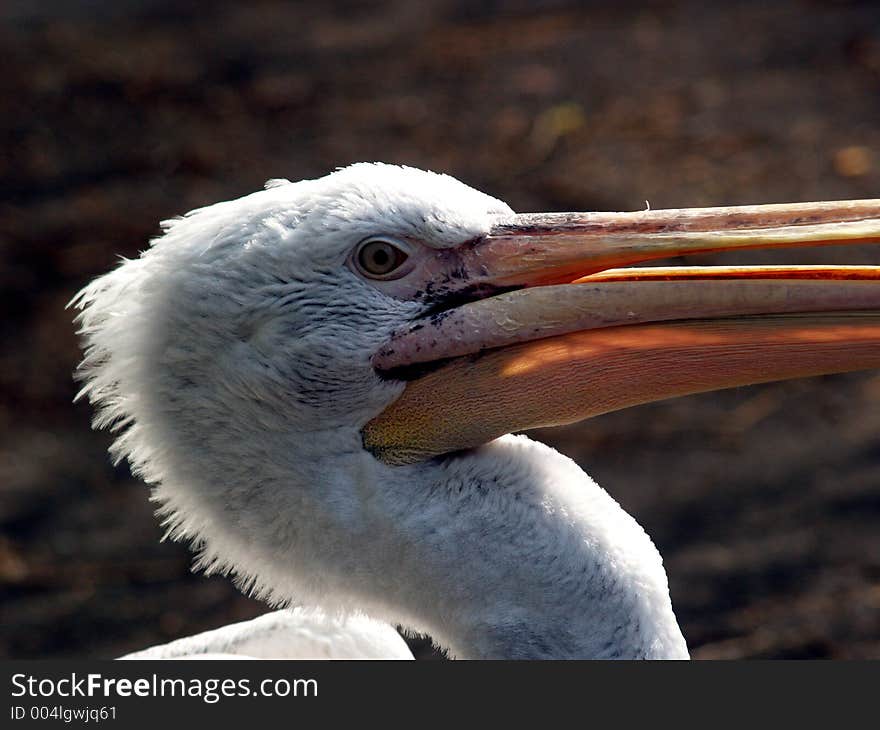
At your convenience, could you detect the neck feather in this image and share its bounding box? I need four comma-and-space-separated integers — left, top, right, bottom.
163, 432, 688, 659
373, 435, 688, 658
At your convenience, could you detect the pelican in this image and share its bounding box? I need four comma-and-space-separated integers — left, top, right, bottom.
73, 163, 880, 659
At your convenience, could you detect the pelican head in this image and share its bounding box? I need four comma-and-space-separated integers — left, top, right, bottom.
74, 163, 880, 658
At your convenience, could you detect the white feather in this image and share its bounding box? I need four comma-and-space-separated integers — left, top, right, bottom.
74, 163, 687, 659
120, 608, 413, 660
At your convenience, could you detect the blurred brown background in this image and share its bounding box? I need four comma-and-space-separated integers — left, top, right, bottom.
2, 0, 880, 659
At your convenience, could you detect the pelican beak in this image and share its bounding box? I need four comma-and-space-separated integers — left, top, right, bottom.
364, 200, 880, 465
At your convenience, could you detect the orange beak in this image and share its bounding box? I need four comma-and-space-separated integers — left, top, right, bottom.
364, 200, 880, 465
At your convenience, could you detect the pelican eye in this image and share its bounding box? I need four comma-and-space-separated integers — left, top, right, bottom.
354, 238, 409, 278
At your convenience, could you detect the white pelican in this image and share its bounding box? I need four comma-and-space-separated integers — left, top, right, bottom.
73, 163, 880, 659
120, 606, 414, 660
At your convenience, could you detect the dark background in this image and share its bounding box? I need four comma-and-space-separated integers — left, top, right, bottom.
2, 0, 880, 659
